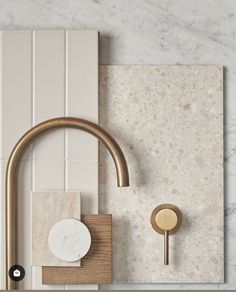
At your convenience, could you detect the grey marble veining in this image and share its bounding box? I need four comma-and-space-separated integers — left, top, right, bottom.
0, 0, 235, 290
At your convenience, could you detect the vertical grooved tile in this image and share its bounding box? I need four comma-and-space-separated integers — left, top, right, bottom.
66, 30, 98, 161
0, 30, 32, 289
33, 30, 65, 160
33, 161, 65, 191
32, 30, 65, 290
65, 30, 98, 290
1, 30, 32, 159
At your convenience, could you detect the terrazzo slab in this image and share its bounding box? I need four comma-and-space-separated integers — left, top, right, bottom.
99, 65, 224, 283
31, 191, 81, 266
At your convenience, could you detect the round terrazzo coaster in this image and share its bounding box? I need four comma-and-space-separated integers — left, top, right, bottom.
48, 218, 91, 262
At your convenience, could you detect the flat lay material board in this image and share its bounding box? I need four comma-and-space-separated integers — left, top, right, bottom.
0, 30, 223, 287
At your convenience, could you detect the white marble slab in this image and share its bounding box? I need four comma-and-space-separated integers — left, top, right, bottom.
99, 65, 224, 283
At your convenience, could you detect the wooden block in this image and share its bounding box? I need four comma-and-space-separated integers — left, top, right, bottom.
42, 214, 112, 285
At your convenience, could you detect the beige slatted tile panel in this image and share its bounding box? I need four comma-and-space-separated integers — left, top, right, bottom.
0, 30, 99, 290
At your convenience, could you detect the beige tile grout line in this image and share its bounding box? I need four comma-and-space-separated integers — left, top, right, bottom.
64, 28, 68, 291
64, 29, 68, 194
31, 29, 35, 290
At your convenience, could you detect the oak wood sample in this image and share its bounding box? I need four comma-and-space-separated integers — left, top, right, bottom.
42, 214, 112, 284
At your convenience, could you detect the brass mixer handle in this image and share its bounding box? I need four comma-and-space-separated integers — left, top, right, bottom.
164, 230, 169, 265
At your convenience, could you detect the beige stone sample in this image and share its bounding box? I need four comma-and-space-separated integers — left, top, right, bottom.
99, 65, 224, 283
31, 191, 81, 266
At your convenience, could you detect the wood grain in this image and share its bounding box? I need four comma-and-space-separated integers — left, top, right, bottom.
42, 214, 112, 285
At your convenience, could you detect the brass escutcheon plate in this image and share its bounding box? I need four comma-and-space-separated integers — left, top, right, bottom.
150, 204, 182, 235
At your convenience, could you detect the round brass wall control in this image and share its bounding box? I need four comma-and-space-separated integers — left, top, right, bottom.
151, 204, 182, 265
151, 204, 182, 235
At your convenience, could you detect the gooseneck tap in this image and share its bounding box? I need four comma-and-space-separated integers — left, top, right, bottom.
5, 117, 129, 289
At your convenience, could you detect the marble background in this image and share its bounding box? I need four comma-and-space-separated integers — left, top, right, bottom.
0, 0, 235, 290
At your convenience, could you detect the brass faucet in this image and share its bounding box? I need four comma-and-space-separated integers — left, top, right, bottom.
5, 117, 129, 289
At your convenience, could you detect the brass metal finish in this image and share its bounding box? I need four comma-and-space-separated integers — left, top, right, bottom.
164, 230, 169, 265
155, 208, 178, 231
151, 204, 182, 235
151, 204, 182, 265
5, 117, 129, 290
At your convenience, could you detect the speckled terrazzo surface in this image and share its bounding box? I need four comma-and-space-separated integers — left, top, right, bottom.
99, 65, 224, 283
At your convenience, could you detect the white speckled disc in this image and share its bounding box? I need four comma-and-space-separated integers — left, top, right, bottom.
48, 219, 91, 262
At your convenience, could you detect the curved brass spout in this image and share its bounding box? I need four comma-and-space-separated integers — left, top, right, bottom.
6, 117, 129, 289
